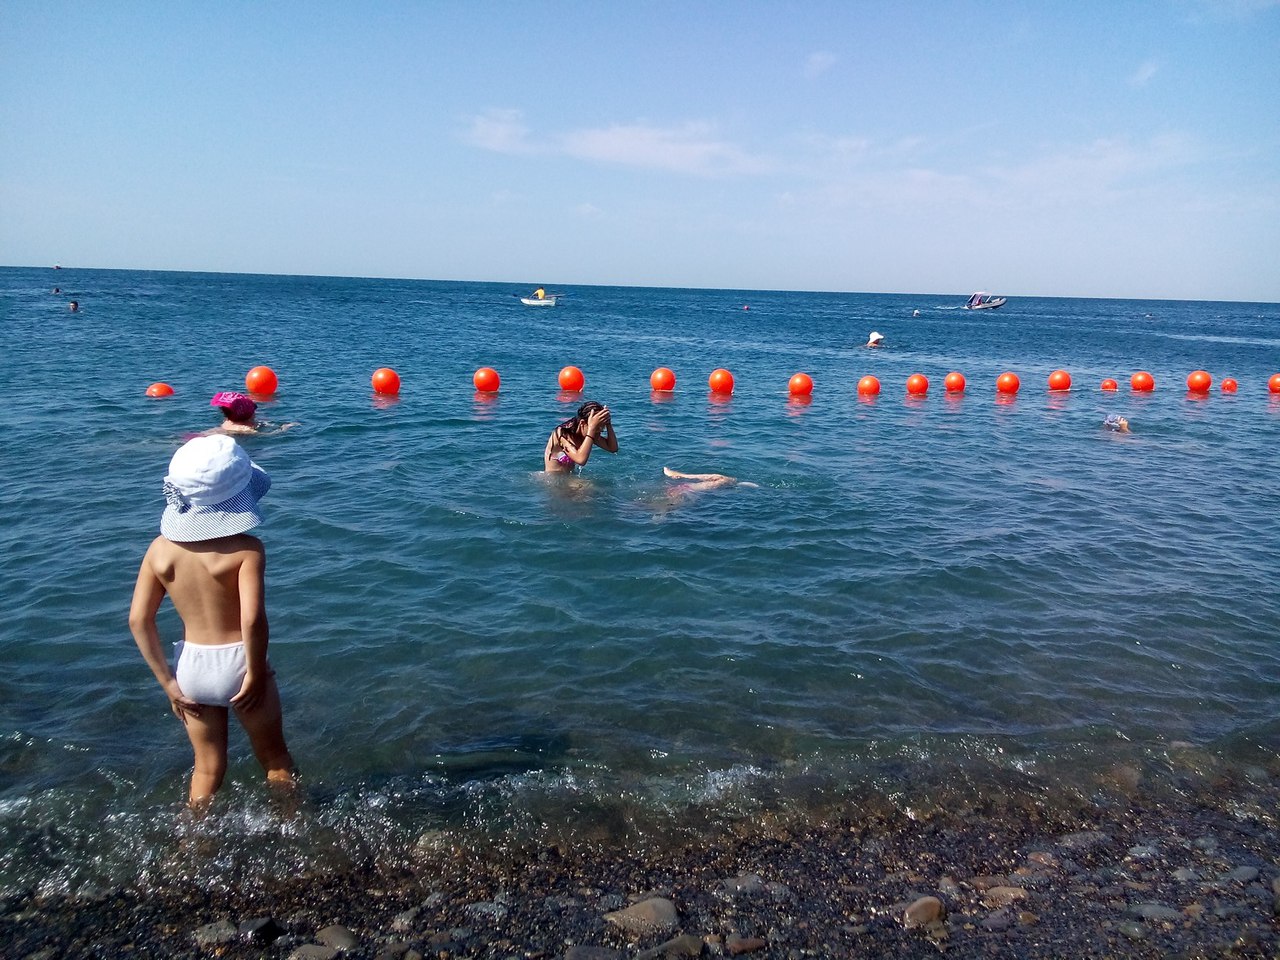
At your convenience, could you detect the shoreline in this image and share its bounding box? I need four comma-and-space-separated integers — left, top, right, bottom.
6, 765, 1278, 959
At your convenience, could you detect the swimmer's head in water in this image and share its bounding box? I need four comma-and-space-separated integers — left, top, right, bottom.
867, 331, 884, 345
558, 400, 605, 434
210, 391, 257, 423
1103, 414, 1130, 433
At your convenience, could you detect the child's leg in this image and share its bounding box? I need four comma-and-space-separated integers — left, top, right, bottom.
236, 675, 295, 785
182, 707, 230, 805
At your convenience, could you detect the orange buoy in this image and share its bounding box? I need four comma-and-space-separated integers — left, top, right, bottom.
650, 367, 676, 391
1186, 370, 1212, 393
1220, 378, 1238, 393
1047, 369, 1071, 392
1100, 378, 1119, 391
371, 367, 401, 395
559, 365, 585, 391
944, 372, 966, 393
996, 372, 1020, 395
1131, 371, 1155, 392
788, 372, 813, 396
145, 382, 174, 398
708, 368, 735, 394
473, 367, 500, 392
1269, 373, 1280, 394
245, 365, 278, 395
857, 375, 881, 396
906, 373, 929, 396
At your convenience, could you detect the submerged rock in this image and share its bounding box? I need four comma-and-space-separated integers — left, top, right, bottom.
603, 897, 679, 936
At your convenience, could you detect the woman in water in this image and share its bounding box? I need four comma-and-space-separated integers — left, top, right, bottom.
206, 391, 296, 436
544, 401, 618, 472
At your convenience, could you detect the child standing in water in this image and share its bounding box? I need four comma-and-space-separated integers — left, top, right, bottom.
544, 400, 619, 472
129, 435, 295, 806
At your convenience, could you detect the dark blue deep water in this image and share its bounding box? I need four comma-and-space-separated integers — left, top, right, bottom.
2, 267, 1278, 895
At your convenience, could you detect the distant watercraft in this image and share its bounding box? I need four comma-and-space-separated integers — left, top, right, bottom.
520, 287, 557, 306
964, 292, 1006, 310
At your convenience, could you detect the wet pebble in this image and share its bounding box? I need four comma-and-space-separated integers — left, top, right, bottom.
725, 933, 768, 955
315, 924, 359, 950
721, 873, 766, 896
239, 915, 286, 944
603, 897, 679, 936
1221, 866, 1259, 884
288, 946, 340, 960
902, 895, 944, 928
564, 947, 624, 960
192, 918, 237, 947
981, 885, 1027, 908
1128, 902, 1181, 922
1118, 920, 1150, 940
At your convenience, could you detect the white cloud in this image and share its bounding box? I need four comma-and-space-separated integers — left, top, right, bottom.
462, 109, 535, 154
1129, 60, 1160, 87
804, 51, 837, 79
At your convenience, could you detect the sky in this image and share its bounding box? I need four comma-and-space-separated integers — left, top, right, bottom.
2, 1, 1278, 301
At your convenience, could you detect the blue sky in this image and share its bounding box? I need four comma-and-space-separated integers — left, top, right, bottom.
2, 1, 1277, 300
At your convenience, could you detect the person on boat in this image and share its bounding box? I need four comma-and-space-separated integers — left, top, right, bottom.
866, 331, 884, 348
206, 391, 296, 436
128, 435, 296, 806
1103, 414, 1131, 433
544, 400, 618, 472
533, 287, 546, 301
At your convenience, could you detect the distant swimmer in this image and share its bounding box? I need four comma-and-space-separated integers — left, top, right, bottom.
663, 466, 758, 495
1103, 414, 1131, 433
912, 309, 920, 317
68, 300, 79, 312
52, 287, 61, 294
544, 400, 618, 472
207, 391, 296, 436
866, 331, 884, 348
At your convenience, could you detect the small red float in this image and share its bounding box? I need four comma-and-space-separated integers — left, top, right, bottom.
906, 373, 929, 396
996, 372, 1020, 395
473, 367, 500, 392
1220, 378, 1238, 393
1131, 371, 1155, 392
1186, 370, 1212, 393
145, 382, 174, 398
709, 368, 735, 394
1047, 369, 1071, 392
1269, 373, 1280, 394
788, 372, 813, 396
245, 365, 278, 395
371, 367, 401, 395
650, 367, 676, 391
559, 365, 585, 391
1100, 378, 1119, 391
944, 372, 966, 393
857, 375, 881, 396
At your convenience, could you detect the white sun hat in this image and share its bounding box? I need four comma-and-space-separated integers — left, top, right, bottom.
160, 435, 271, 542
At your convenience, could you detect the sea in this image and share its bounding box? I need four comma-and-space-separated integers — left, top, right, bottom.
2, 266, 1278, 898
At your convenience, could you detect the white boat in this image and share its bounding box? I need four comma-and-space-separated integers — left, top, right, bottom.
520, 295, 556, 306
964, 291, 1006, 310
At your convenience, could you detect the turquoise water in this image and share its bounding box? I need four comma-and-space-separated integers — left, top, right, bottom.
2, 267, 1279, 895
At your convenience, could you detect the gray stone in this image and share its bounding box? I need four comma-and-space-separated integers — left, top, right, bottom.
721, 873, 766, 896
765, 881, 792, 900
980, 908, 1014, 932
597, 894, 626, 911
604, 896, 679, 936
315, 924, 359, 949
1058, 831, 1109, 852
390, 906, 420, 932
1126, 844, 1159, 859
636, 933, 703, 958
564, 948, 625, 960
289, 947, 340, 960
1172, 867, 1199, 882
1117, 921, 1150, 941
1129, 902, 1181, 922
465, 900, 508, 921
193, 919, 238, 947
902, 896, 945, 928
1221, 866, 1259, 884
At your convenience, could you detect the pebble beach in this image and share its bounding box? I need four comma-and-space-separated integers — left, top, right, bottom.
6, 753, 1279, 959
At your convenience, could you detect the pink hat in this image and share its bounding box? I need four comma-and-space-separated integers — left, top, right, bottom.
210, 391, 257, 423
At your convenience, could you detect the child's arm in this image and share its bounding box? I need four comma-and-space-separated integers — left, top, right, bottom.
231, 542, 271, 712
590, 407, 619, 453
129, 543, 201, 719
